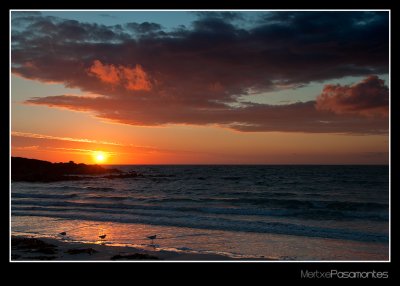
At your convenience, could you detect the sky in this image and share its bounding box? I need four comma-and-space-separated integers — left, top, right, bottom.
10, 10, 389, 164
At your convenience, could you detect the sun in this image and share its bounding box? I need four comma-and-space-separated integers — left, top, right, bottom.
93, 151, 107, 164
96, 154, 105, 162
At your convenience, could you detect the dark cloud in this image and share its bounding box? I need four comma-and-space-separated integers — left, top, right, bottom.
11, 11, 389, 133
192, 11, 245, 22
125, 22, 162, 34
316, 75, 388, 117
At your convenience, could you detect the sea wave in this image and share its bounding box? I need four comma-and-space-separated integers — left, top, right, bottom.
11, 208, 388, 243
12, 193, 78, 199
11, 197, 388, 222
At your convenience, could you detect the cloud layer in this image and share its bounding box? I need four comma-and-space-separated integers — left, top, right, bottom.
12, 11, 389, 133
316, 75, 389, 117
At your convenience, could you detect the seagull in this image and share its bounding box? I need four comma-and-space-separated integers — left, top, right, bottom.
59, 232, 67, 236
99, 234, 106, 239
147, 235, 157, 244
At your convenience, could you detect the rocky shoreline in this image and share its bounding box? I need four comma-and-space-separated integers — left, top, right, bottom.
11, 157, 142, 182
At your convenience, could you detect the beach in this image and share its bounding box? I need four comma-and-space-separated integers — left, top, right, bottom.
11, 235, 246, 261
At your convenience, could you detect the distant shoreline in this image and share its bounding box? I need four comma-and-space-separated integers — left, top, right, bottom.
11, 157, 142, 182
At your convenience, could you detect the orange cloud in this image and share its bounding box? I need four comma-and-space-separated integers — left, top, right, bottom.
12, 145, 39, 151
88, 60, 152, 91
121, 65, 152, 91
88, 60, 120, 85
11, 131, 125, 146
316, 76, 389, 117
11, 131, 189, 155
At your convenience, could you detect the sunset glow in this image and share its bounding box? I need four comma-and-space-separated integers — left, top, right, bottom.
10, 11, 389, 165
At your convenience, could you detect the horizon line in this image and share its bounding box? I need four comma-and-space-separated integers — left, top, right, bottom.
10, 156, 389, 166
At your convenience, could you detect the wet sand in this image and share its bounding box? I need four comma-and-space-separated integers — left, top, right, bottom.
11, 235, 268, 261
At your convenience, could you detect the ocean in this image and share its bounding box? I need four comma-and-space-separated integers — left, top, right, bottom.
11, 165, 389, 260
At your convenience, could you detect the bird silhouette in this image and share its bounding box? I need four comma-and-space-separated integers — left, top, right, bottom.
99, 234, 106, 239
147, 235, 157, 244
59, 232, 66, 236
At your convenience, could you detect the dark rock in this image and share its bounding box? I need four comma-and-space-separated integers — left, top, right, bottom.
12, 236, 56, 249
35, 248, 57, 254
25, 255, 57, 260
12, 236, 58, 255
11, 157, 124, 182
65, 248, 98, 255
